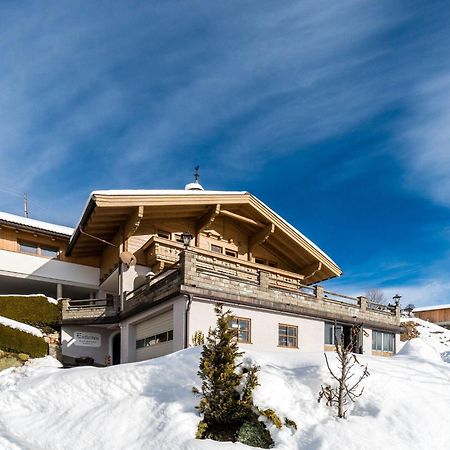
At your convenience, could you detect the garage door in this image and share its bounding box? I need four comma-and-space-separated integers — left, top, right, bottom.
135, 310, 174, 361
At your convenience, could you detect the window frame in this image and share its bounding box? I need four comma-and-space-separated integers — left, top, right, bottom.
18, 241, 38, 255
324, 322, 344, 346
136, 329, 174, 350
210, 243, 223, 254
372, 330, 395, 352
18, 240, 59, 259
278, 323, 298, 348
157, 230, 171, 240
230, 317, 251, 344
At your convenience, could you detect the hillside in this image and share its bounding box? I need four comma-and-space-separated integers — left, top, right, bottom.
401, 316, 450, 362
0, 328, 449, 450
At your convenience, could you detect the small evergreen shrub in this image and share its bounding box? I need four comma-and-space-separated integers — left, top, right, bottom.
0, 295, 61, 326
0, 324, 47, 358
193, 304, 295, 448
191, 330, 205, 346
237, 419, 273, 448
284, 417, 298, 430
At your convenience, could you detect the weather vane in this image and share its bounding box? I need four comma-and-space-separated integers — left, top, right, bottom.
194, 166, 200, 183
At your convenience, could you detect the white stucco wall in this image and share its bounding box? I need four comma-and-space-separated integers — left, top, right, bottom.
188, 299, 325, 353
0, 249, 99, 288
62, 325, 119, 365
122, 264, 151, 292
396, 333, 403, 353
362, 328, 373, 355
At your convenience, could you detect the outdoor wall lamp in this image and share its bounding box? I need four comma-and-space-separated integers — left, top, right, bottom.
181, 232, 193, 248
392, 294, 402, 306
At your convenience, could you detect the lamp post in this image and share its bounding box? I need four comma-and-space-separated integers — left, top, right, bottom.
393, 294, 401, 306
181, 232, 193, 249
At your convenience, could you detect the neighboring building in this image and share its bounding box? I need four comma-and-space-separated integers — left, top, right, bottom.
0, 180, 402, 366
413, 305, 450, 330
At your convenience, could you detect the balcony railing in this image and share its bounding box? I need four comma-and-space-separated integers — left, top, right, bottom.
62, 296, 119, 322
61, 246, 399, 327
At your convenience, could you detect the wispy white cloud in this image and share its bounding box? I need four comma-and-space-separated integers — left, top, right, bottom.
399, 75, 450, 208
0, 1, 408, 223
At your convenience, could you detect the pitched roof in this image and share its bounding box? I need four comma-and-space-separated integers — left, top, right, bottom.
0, 211, 73, 237
414, 304, 450, 312
67, 189, 342, 283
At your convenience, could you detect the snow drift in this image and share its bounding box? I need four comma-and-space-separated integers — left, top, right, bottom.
0, 341, 449, 450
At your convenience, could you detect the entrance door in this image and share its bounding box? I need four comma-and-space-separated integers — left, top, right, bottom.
342, 325, 362, 354
112, 332, 121, 365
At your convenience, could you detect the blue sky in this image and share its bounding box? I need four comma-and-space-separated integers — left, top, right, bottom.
0, 1, 449, 306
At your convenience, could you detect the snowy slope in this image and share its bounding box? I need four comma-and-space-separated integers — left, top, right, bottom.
401, 316, 450, 361
0, 343, 449, 450
0, 316, 43, 337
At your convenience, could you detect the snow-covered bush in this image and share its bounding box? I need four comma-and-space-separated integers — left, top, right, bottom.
0, 324, 47, 358
193, 304, 279, 448
0, 295, 61, 326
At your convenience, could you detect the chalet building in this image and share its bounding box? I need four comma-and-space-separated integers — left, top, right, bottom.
413, 305, 450, 330
0, 180, 402, 365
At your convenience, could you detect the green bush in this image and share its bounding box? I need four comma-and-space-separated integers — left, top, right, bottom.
193, 304, 275, 448
0, 295, 61, 326
237, 419, 273, 449
0, 324, 47, 358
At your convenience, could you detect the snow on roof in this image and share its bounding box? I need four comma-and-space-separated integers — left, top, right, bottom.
83, 189, 339, 269
0, 211, 73, 237
91, 189, 248, 196
414, 304, 450, 312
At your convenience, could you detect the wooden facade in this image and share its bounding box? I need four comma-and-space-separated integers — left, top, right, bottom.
0, 222, 98, 267
66, 191, 342, 286
414, 306, 450, 329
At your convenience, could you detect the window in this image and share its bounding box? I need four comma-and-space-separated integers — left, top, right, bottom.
173, 233, 184, 243
157, 230, 171, 240
268, 260, 278, 268
211, 244, 223, 254
231, 317, 251, 343
324, 322, 344, 345
41, 246, 59, 258
18, 241, 59, 258
372, 331, 394, 352
19, 241, 38, 255
254, 257, 266, 265
225, 249, 238, 257
136, 330, 174, 349
278, 324, 298, 348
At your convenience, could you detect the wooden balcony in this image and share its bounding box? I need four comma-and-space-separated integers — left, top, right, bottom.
125, 248, 400, 331
61, 243, 399, 331
61, 296, 120, 324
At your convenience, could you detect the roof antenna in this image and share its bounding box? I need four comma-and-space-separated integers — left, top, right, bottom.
24, 192, 29, 218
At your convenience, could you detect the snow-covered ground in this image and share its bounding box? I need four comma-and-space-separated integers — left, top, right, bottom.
0, 316, 43, 337
0, 328, 449, 450
401, 316, 450, 362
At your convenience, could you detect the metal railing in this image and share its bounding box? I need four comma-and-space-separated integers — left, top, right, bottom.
66, 297, 116, 308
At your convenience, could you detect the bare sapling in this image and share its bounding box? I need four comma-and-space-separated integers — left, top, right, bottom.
318, 323, 369, 418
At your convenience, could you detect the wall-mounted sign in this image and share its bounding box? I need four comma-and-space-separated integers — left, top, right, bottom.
74, 331, 101, 348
